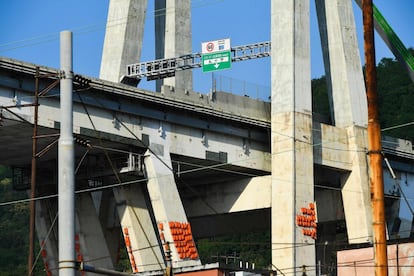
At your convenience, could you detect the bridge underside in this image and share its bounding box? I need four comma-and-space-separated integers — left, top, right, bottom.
2, 90, 414, 274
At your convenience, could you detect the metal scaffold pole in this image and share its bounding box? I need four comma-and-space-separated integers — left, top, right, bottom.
58, 30, 76, 276
363, 0, 388, 275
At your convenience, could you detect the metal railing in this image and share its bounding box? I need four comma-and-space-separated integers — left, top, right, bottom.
211, 73, 271, 102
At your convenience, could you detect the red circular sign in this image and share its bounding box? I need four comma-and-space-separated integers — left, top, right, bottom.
206, 42, 214, 52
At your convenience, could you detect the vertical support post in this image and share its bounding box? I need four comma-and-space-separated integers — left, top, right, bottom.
58, 30, 76, 276
100, 0, 147, 83
315, 0, 372, 246
28, 67, 39, 275
162, 0, 192, 91
271, 0, 314, 273
155, 0, 166, 92
315, 0, 368, 128
363, 1, 388, 275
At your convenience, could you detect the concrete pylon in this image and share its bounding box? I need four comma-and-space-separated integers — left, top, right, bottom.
271, 0, 315, 274
113, 185, 165, 272
35, 195, 115, 275
315, 0, 368, 128
161, 0, 193, 92
74, 193, 114, 271
144, 149, 202, 268
100, 0, 147, 82
155, 0, 166, 92
342, 125, 372, 243
315, 0, 372, 244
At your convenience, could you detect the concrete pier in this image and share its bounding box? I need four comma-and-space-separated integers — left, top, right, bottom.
100, 0, 147, 82
271, 0, 315, 272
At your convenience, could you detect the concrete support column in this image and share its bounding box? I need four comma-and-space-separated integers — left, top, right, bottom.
75, 193, 114, 270
100, 0, 147, 82
144, 150, 201, 268
155, 0, 166, 92
315, 0, 367, 128
162, 0, 192, 91
341, 126, 372, 243
271, 0, 315, 274
315, 0, 372, 243
94, 190, 122, 265
113, 185, 165, 272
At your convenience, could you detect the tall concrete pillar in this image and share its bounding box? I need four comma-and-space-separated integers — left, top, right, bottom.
315, 0, 367, 128
315, 0, 372, 243
271, 0, 315, 274
162, 0, 192, 91
100, 0, 147, 82
155, 0, 166, 92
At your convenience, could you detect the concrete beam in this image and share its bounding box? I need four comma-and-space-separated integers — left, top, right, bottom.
313, 123, 353, 171
183, 176, 271, 217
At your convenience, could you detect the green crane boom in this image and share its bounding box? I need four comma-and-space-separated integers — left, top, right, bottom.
355, 0, 414, 82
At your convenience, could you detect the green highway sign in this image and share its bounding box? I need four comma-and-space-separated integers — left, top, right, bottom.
202, 51, 231, 72
201, 38, 231, 73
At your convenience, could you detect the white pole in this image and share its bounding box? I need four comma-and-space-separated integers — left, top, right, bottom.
58, 30, 76, 276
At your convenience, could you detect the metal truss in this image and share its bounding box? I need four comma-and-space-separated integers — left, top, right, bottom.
126, 41, 271, 80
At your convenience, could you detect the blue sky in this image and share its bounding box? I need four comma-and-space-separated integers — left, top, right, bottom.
0, 0, 413, 98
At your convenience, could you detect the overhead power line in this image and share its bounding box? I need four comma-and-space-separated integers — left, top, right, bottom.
0, 0, 225, 54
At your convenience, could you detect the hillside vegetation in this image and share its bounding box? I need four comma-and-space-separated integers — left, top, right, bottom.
312, 50, 414, 140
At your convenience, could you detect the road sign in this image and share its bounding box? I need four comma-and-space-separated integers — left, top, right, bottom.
201, 38, 231, 72
202, 51, 231, 72
201, 38, 231, 54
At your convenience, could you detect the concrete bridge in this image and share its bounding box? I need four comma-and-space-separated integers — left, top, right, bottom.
1, 0, 414, 275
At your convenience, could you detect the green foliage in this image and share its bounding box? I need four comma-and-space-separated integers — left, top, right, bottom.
311, 76, 331, 122
114, 237, 133, 273
0, 166, 12, 187
0, 166, 27, 274
196, 231, 271, 269
0, 165, 43, 275
376, 50, 414, 139
311, 49, 414, 140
